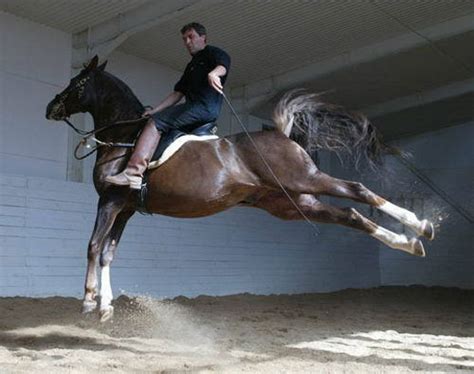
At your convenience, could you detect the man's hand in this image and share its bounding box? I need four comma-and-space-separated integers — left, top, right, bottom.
208, 72, 223, 94
143, 91, 184, 117
142, 108, 156, 117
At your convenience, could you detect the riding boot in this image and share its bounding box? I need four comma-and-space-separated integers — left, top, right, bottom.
105, 120, 161, 189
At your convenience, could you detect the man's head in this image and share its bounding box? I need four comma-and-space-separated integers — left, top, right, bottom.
181, 22, 207, 55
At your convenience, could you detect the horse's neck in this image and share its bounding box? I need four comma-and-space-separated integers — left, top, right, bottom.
91, 101, 139, 140
90, 74, 143, 178
91, 74, 143, 141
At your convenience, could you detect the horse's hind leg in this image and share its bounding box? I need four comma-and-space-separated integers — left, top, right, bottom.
309, 172, 434, 240
250, 139, 433, 240
254, 192, 425, 256
83, 196, 125, 314
98, 210, 134, 322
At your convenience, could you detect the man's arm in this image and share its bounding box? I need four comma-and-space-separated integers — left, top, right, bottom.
208, 65, 227, 94
144, 91, 184, 116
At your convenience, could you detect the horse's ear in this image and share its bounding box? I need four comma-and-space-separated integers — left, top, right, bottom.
98, 60, 108, 71
85, 55, 99, 72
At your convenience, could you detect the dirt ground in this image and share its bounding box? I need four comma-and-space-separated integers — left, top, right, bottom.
0, 286, 472, 373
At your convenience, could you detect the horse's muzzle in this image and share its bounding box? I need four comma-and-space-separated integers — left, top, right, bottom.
46, 99, 66, 121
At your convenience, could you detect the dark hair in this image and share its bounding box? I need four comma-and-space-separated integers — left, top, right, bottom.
180, 22, 207, 36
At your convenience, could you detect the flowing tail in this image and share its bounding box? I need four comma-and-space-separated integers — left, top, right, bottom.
273, 90, 400, 170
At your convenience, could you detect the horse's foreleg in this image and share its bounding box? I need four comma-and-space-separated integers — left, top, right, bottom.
98, 210, 134, 322
254, 192, 425, 256
83, 197, 124, 314
308, 172, 434, 240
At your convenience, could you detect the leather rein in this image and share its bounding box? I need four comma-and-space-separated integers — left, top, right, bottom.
63, 116, 149, 160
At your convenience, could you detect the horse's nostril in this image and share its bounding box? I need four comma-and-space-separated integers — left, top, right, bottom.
45, 102, 66, 120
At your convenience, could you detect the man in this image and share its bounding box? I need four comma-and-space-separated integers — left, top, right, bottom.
106, 22, 231, 189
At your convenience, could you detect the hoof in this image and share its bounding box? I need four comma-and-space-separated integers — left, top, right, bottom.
420, 219, 435, 241
410, 238, 426, 257
100, 306, 114, 322
82, 300, 97, 314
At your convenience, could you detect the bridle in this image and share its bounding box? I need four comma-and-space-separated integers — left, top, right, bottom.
55, 75, 151, 159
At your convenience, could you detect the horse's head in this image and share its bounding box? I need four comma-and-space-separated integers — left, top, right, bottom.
46, 55, 107, 121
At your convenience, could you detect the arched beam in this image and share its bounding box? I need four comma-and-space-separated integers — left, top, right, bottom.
363, 78, 474, 118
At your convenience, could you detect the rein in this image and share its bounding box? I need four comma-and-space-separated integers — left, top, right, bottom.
63, 116, 149, 160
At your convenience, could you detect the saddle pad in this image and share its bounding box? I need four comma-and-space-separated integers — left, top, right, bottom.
148, 134, 218, 170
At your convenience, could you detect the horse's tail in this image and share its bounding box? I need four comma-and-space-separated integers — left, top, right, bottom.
273, 90, 399, 170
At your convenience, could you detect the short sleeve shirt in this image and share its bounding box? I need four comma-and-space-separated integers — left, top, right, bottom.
174, 45, 231, 116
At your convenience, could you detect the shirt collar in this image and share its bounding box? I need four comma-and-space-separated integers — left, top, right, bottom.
192, 45, 208, 58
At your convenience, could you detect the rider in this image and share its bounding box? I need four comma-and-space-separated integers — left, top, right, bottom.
106, 22, 231, 189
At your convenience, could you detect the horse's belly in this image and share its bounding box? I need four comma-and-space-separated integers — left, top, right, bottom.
145, 189, 244, 218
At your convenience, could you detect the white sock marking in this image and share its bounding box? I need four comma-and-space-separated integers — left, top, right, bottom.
371, 226, 412, 253
100, 265, 113, 309
379, 201, 422, 232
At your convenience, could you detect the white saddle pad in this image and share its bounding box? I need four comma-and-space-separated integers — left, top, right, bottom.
148, 134, 218, 170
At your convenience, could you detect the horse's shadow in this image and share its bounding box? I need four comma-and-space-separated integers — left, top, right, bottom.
0, 296, 141, 347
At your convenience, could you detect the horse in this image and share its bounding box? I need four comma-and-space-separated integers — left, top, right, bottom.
46, 56, 435, 322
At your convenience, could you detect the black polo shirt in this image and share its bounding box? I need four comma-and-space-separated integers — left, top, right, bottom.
174, 45, 231, 116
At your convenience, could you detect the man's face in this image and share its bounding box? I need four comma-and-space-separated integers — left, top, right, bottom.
182, 28, 207, 55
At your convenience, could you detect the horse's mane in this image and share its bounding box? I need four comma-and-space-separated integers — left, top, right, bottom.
99, 70, 145, 115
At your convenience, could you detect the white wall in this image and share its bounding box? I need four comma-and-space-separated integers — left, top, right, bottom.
0, 11, 71, 179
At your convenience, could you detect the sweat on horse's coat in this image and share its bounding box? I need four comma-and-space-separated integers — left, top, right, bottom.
45, 55, 435, 322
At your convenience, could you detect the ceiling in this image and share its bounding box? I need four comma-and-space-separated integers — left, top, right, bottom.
0, 0, 150, 34
1, 0, 473, 139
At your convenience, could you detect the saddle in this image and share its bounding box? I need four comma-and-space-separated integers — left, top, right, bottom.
148, 122, 218, 169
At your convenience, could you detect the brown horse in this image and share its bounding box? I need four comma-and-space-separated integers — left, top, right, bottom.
46, 56, 434, 321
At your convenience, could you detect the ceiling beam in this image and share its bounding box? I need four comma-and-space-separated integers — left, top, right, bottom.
362, 77, 474, 119
72, 0, 224, 68
232, 13, 474, 111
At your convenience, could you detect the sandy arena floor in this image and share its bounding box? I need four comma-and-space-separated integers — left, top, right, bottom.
0, 286, 473, 373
